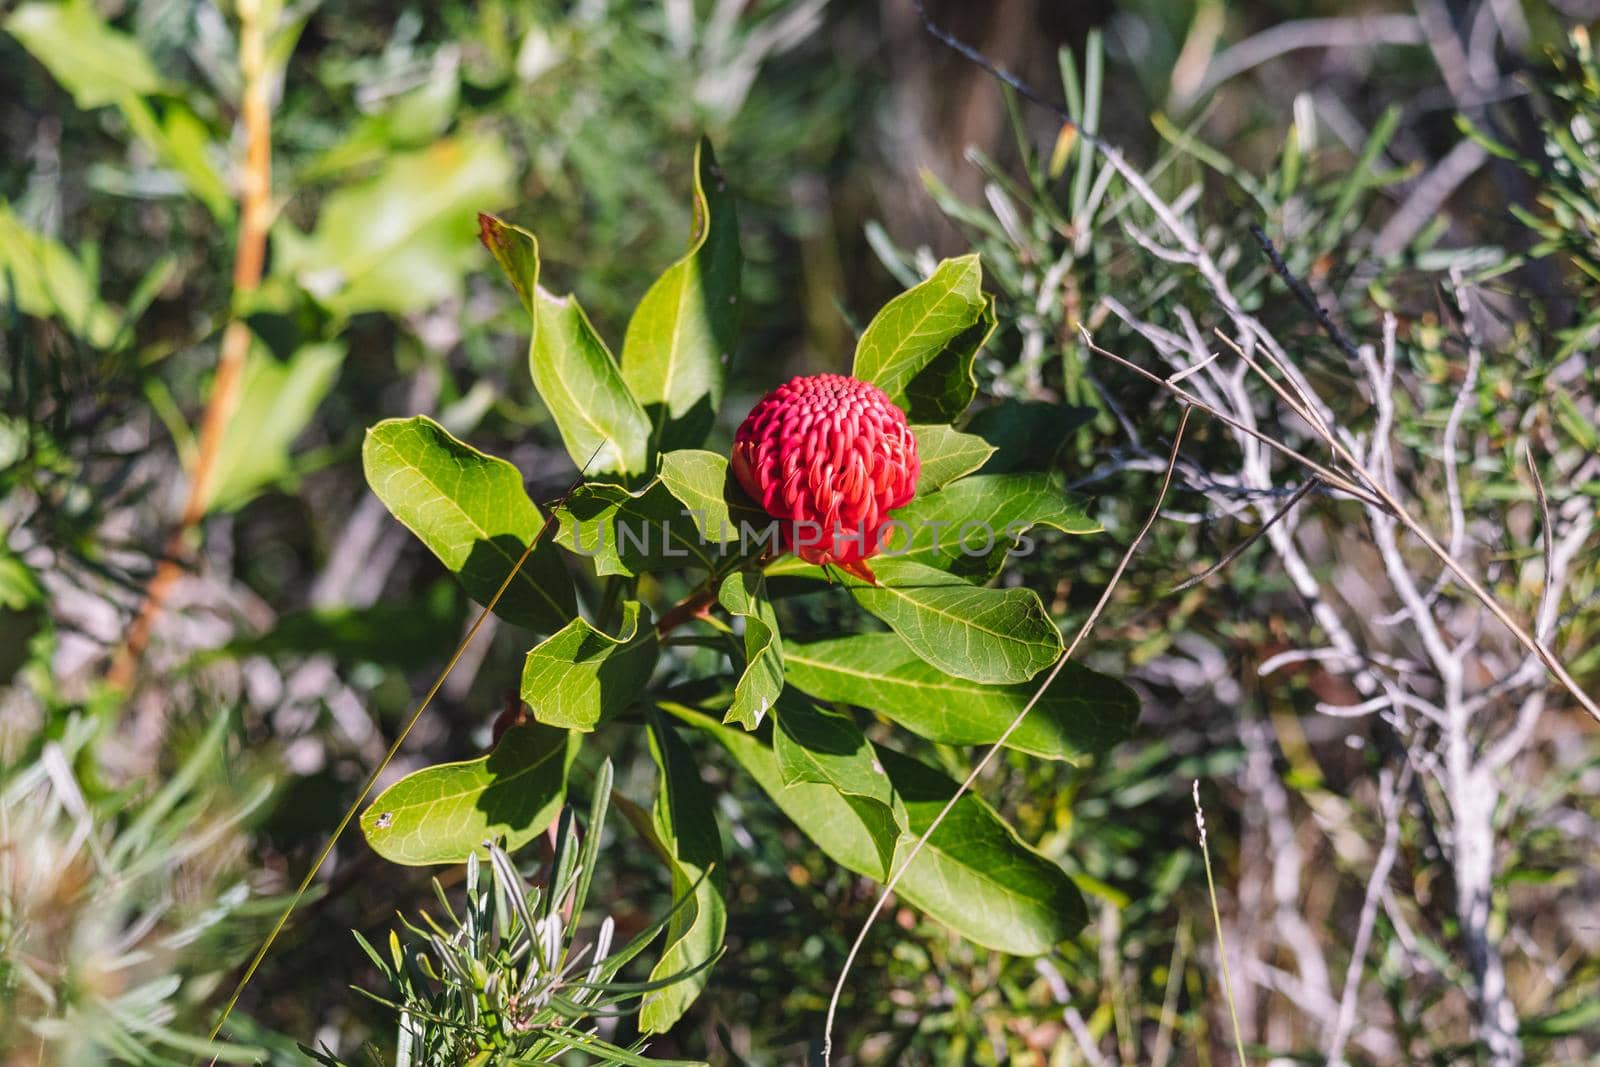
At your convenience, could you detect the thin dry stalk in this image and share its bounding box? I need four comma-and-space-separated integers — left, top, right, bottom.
108, 0, 276, 691
1194, 780, 1250, 1067
821, 406, 1194, 1063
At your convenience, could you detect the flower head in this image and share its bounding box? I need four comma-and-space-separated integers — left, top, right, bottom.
731, 373, 919, 582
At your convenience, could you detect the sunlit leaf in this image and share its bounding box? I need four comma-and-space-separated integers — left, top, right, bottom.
852, 254, 986, 420
207, 341, 343, 512
4, 2, 163, 109
911, 424, 996, 492
276, 135, 514, 317
362, 415, 576, 633
785, 633, 1137, 762
479, 214, 652, 477
677, 706, 1085, 953
360, 723, 576, 865
887, 472, 1098, 580
717, 571, 782, 729
845, 557, 1062, 684
521, 601, 658, 731
621, 138, 741, 452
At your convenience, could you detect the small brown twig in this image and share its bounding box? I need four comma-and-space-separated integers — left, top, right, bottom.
108, 0, 274, 691
655, 585, 719, 637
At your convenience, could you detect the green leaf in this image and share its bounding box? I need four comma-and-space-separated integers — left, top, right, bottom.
877, 746, 1087, 953
887, 473, 1099, 580
716, 572, 783, 730
785, 633, 1138, 762
845, 558, 1061, 684
118, 97, 232, 220
275, 135, 514, 317
621, 138, 741, 453
967, 401, 1096, 474
360, 723, 576, 865
640, 718, 726, 1034
852, 255, 986, 417
1552, 387, 1600, 453
912, 424, 997, 492
207, 341, 344, 512
0, 202, 118, 346
521, 601, 659, 731
4, 2, 163, 109
362, 415, 576, 633
554, 479, 723, 577
899, 295, 996, 423
772, 694, 900, 872
657, 449, 768, 545
676, 706, 1085, 953
478, 215, 652, 477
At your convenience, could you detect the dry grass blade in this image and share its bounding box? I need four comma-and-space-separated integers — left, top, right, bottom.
820, 406, 1193, 1064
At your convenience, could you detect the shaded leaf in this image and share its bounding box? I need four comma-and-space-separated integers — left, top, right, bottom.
362, 415, 576, 633
359, 723, 575, 865
899, 294, 996, 423
785, 633, 1138, 762
621, 138, 741, 452
521, 600, 658, 731
479, 214, 652, 477
968, 401, 1096, 474
675, 706, 1085, 953
845, 557, 1062, 684
640, 718, 726, 1033
772, 693, 900, 872
716, 572, 782, 729
878, 745, 1087, 952
553, 479, 721, 577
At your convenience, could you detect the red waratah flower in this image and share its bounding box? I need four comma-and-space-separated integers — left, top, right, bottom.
731, 373, 919, 583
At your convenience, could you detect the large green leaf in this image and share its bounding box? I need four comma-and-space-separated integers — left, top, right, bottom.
207, 341, 344, 512
4, 3, 163, 109
772, 694, 900, 872
521, 600, 658, 731
554, 479, 722, 577
785, 633, 1137, 762
276, 135, 515, 317
621, 138, 741, 453
845, 558, 1062, 684
640, 718, 726, 1034
717, 572, 782, 730
657, 449, 769, 545
479, 215, 651, 478
362, 415, 576, 633
852, 255, 986, 418
899, 295, 996, 423
877, 746, 1087, 952
359, 723, 575, 865
887, 473, 1098, 580
676, 706, 1085, 953
912, 424, 996, 492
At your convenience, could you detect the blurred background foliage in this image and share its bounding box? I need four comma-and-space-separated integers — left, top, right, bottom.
4, 0, 1600, 1064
